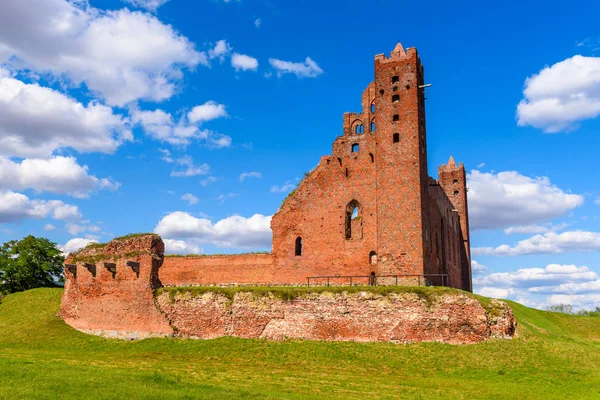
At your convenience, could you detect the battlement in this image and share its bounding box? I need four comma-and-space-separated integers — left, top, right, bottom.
60, 234, 172, 339
374, 43, 419, 64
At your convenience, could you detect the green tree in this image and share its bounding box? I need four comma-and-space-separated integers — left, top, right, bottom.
0, 236, 64, 294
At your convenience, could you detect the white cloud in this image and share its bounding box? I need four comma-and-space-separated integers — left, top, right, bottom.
254, 18, 261, 28
155, 211, 272, 249
269, 57, 323, 78
163, 238, 201, 255
473, 230, 600, 256
240, 171, 261, 182
516, 55, 600, 132
217, 193, 239, 204
503, 222, 568, 235
0, 156, 119, 198
208, 39, 232, 62
467, 170, 583, 230
188, 101, 228, 124
271, 183, 295, 193
0, 1, 204, 106
44, 224, 55, 231
504, 225, 551, 235
477, 287, 515, 299
231, 53, 259, 71
132, 104, 230, 147
0, 190, 81, 223
596, 197, 600, 206
66, 222, 103, 236
159, 148, 174, 163
181, 193, 199, 205
59, 238, 98, 255
124, 0, 170, 12
471, 260, 487, 275
474, 264, 600, 310
170, 156, 210, 177
0, 72, 130, 158
200, 176, 218, 187
475, 264, 598, 288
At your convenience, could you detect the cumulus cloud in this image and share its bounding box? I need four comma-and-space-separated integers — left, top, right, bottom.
596, 197, 600, 206
0, 0, 204, 106
268, 57, 323, 78
131, 102, 230, 147
0, 156, 119, 198
231, 53, 259, 71
471, 260, 487, 275
124, 0, 170, 12
170, 156, 210, 177
181, 193, 199, 205
155, 211, 272, 249
0, 191, 81, 223
44, 224, 55, 231
467, 170, 583, 230
473, 230, 600, 256
474, 264, 600, 309
187, 101, 228, 124
59, 238, 99, 255
239, 171, 261, 182
516, 55, 600, 132
163, 238, 201, 255
0, 72, 130, 158
208, 39, 232, 62
254, 18, 261, 28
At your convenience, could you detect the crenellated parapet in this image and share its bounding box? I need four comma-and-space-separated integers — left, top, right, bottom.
60, 234, 172, 339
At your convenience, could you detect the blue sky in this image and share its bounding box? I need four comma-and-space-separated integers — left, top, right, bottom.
1, 0, 599, 309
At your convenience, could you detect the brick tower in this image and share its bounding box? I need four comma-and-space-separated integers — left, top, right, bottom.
270, 43, 472, 291
372, 43, 429, 276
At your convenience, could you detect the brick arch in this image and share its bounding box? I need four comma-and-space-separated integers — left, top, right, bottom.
345, 199, 363, 240
352, 119, 364, 135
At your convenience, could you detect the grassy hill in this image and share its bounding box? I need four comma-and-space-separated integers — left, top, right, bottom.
0, 289, 599, 399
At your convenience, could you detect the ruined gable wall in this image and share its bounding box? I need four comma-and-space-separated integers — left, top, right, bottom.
159, 254, 274, 286
60, 235, 172, 339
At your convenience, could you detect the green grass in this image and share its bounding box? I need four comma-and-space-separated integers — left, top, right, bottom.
157, 285, 465, 303
1, 289, 599, 399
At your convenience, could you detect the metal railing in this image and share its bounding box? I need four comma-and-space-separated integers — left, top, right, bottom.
306, 274, 448, 288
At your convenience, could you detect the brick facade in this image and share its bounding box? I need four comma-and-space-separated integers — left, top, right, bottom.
270, 43, 471, 290
63, 43, 472, 295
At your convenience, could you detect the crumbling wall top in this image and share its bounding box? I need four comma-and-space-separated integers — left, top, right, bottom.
66, 233, 164, 264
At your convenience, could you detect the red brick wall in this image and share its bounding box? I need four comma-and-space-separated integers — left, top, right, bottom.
160, 254, 274, 286
60, 235, 172, 339
270, 43, 471, 290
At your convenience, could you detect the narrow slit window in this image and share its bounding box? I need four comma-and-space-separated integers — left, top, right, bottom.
351, 143, 359, 153
454, 190, 459, 196
369, 153, 374, 162
345, 168, 349, 178
392, 94, 400, 103
392, 76, 399, 84
393, 114, 399, 122
371, 122, 375, 132
371, 102, 375, 113
393, 133, 400, 143
295, 237, 302, 256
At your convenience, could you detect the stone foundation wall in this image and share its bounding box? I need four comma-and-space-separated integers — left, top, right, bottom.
155, 289, 515, 344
